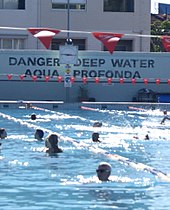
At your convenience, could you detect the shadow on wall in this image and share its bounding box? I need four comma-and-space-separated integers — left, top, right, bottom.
77, 85, 96, 102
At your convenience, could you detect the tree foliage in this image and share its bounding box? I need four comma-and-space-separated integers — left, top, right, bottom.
151, 20, 170, 52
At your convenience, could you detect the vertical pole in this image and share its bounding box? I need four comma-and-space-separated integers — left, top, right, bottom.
66, 0, 70, 103
67, 0, 70, 40
37, 0, 41, 49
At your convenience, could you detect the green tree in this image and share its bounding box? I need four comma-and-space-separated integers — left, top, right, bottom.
151, 20, 170, 52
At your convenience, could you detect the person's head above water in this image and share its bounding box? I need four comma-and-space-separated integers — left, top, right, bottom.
144, 134, 149, 140
163, 110, 167, 115
34, 129, 44, 141
47, 134, 58, 146
96, 162, 112, 181
93, 122, 102, 127
92, 132, 100, 142
0, 128, 7, 139
31, 113, 36, 120
45, 133, 63, 153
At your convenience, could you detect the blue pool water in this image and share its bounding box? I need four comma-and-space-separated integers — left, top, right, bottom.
0, 105, 170, 210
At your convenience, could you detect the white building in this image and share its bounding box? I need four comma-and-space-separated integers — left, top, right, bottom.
2, 0, 167, 104
0, 0, 151, 52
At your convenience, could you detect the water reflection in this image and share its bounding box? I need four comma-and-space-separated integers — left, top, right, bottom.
80, 185, 153, 210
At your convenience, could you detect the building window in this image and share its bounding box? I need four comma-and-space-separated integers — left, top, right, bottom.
0, 38, 25, 49
52, 0, 86, 10
104, 0, 134, 12
0, 0, 25, 9
103, 40, 133, 51
51, 38, 86, 50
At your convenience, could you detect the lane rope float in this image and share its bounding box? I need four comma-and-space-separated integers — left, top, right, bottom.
80, 106, 100, 111
127, 106, 148, 111
32, 105, 102, 124
31, 106, 170, 182
0, 111, 170, 182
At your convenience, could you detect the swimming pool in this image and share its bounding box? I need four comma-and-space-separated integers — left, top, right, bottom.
0, 105, 170, 210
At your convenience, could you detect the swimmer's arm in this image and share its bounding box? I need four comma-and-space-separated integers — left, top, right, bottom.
161, 116, 170, 124
161, 117, 166, 124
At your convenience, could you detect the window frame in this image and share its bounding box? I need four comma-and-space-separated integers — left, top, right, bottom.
103, 0, 134, 12
0, 37, 26, 49
52, 0, 86, 10
103, 40, 133, 52
51, 38, 86, 51
0, 0, 25, 10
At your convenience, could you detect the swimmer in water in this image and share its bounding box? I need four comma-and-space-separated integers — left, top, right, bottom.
92, 132, 101, 142
34, 129, 44, 141
96, 162, 112, 181
45, 134, 63, 154
93, 122, 102, 127
0, 128, 7, 139
161, 110, 170, 124
31, 113, 36, 120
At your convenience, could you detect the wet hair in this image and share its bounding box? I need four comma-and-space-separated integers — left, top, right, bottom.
0, 128, 7, 139
163, 110, 167, 115
31, 113, 36, 120
92, 132, 100, 142
35, 129, 44, 140
49, 134, 58, 144
46, 134, 58, 148
45, 134, 63, 153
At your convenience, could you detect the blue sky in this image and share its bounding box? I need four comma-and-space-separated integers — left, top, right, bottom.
151, 0, 170, 13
